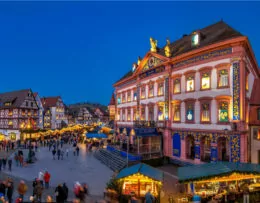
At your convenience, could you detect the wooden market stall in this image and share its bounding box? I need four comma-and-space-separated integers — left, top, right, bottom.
116, 163, 163, 198
178, 162, 260, 201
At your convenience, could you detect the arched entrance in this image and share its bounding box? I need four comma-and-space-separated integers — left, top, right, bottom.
186, 135, 195, 160
200, 136, 211, 162
217, 137, 229, 161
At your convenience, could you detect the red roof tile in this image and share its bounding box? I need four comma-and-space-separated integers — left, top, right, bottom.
41, 97, 60, 109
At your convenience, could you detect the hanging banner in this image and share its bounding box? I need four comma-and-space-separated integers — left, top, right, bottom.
232, 62, 240, 120
165, 76, 169, 120
172, 133, 181, 157
230, 134, 240, 163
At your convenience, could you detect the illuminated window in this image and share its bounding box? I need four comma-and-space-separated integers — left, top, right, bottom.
201, 103, 210, 122
173, 79, 181, 94
218, 69, 229, 87
133, 109, 137, 121
127, 109, 131, 121
246, 73, 249, 91
4, 102, 11, 106
122, 110, 125, 121
257, 108, 260, 121
127, 91, 131, 102
141, 108, 145, 121
8, 111, 13, 116
158, 83, 164, 96
117, 97, 121, 104
201, 73, 210, 90
133, 92, 137, 101
122, 93, 126, 103
173, 104, 180, 121
158, 105, 164, 121
141, 87, 146, 99
186, 104, 194, 121
148, 106, 154, 121
8, 120, 13, 125
191, 32, 199, 46
219, 102, 229, 122
149, 84, 154, 97
186, 76, 194, 92
117, 111, 120, 121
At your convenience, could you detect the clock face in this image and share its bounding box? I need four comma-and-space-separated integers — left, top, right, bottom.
192, 34, 199, 46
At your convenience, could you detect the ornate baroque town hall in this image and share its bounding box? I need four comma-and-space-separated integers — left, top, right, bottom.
113, 21, 260, 164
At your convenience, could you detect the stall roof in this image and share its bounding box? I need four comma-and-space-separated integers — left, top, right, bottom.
86, 133, 107, 139
116, 163, 163, 182
178, 162, 260, 182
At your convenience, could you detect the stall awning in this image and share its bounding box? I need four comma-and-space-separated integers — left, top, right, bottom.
119, 127, 159, 137
178, 162, 260, 183
116, 163, 163, 182
86, 133, 107, 139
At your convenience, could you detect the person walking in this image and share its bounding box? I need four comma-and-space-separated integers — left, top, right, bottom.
61, 149, 64, 160
14, 153, 19, 167
0, 159, 2, 171
57, 149, 61, 160
19, 155, 23, 167
2, 157, 7, 170
76, 146, 80, 156
17, 180, 28, 201
63, 183, 69, 201
243, 184, 250, 203
52, 148, 56, 160
0, 181, 6, 197
44, 171, 51, 189
34, 181, 43, 202
7, 182, 13, 203
8, 158, 12, 171
66, 149, 69, 158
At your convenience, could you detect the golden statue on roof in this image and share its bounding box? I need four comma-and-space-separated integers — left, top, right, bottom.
137, 56, 142, 65
164, 38, 171, 57
150, 37, 157, 53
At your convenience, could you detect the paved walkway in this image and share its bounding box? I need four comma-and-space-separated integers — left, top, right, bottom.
2, 144, 113, 202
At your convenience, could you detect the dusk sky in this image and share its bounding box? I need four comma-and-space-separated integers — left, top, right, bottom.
0, 2, 259, 105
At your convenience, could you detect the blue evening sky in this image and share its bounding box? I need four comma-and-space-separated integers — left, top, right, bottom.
0, 1, 259, 105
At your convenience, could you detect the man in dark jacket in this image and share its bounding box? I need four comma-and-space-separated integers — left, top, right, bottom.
0, 159, 2, 171
8, 159, 12, 171
2, 157, 7, 170
0, 181, 6, 196
7, 182, 13, 203
55, 184, 66, 203
57, 149, 61, 160
63, 183, 68, 201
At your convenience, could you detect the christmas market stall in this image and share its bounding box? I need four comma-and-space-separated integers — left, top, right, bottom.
178, 162, 260, 201
116, 163, 163, 198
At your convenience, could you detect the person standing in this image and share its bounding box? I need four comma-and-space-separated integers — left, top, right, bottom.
63, 183, 69, 201
243, 184, 250, 203
44, 171, 51, 189
19, 155, 23, 167
0, 159, 2, 171
7, 182, 13, 203
57, 149, 61, 160
144, 189, 155, 203
8, 158, 12, 171
14, 153, 19, 167
34, 181, 43, 202
52, 148, 56, 160
17, 180, 28, 201
55, 184, 66, 203
61, 150, 64, 160
66, 149, 69, 158
2, 157, 7, 170
76, 146, 80, 156
38, 171, 44, 186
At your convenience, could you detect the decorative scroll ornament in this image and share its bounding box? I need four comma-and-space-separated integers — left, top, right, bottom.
150, 37, 157, 53
164, 39, 171, 57
137, 56, 142, 65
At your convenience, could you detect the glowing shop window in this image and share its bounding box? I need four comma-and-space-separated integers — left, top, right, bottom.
173, 105, 180, 121
201, 73, 210, 89
186, 104, 194, 121
158, 106, 164, 121
201, 103, 210, 122
158, 83, 164, 96
219, 69, 229, 87
219, 102, 228, 122
186, 76, 194, 91
173, 79, 181, 93
149, 84, 154, 97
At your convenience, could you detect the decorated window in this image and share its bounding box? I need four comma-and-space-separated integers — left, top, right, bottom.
257, 108, 260, 121
141, 87, 146, 99
201, 73, 210, 90
158, 83, 164, 96
201, 103, 210, 122
127, 91, 131, 102
141, 108, 145, 121
218, 69, 229, 87
117, 97, 121, 104
122, 93, 126, 103
186, 104, 194, 121
158, 105, 164, 121
122, 110, 126, 121
127, 109, 131, 121
191, 32, 200, 46
173, 79, 181, 94
149, 84, 154, 97
219, 102, 229, 122
133, 92, 137, 101
149, 106, 154, 121
133, 109, 137, 121
173, 104, 180, 121
186, 76, 194, 92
